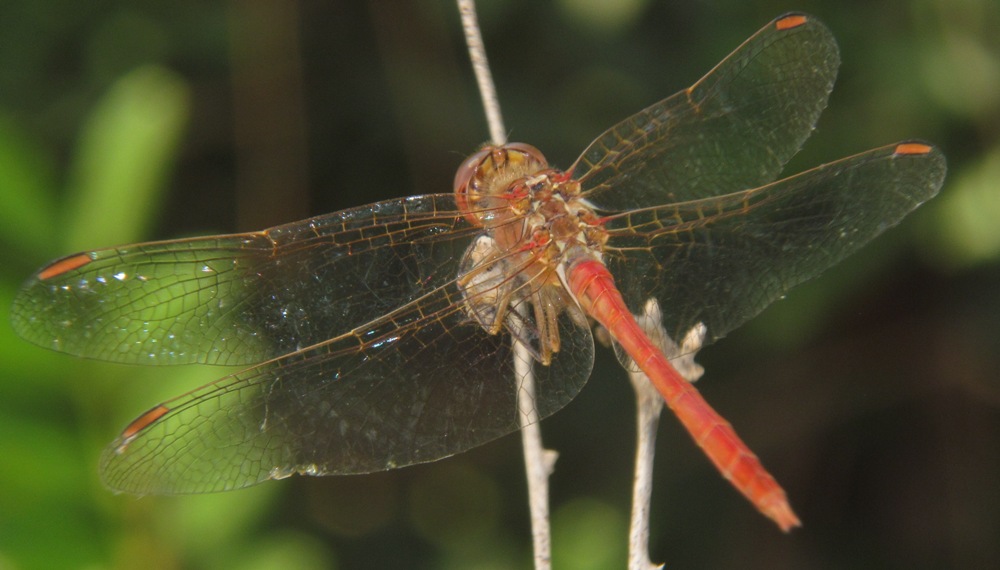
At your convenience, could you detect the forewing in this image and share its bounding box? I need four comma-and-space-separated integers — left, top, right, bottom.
98, 279, 595, 494
11, 194, 485, 366
603, 142, 946, 346
574, 13, 839, 210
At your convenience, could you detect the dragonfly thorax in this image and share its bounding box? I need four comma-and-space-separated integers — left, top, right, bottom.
455, 143, 608, 363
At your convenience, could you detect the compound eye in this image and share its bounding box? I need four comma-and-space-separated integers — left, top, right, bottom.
453, 144, 550, 198
504, 143, 548, 170
454, 147, 494, 226
453, 147, 493, 197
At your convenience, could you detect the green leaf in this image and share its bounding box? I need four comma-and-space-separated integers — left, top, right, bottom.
63, 65, 190, 251
0, 115, 58, 259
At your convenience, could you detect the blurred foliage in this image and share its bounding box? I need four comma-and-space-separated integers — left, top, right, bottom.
1, 0, 998, 569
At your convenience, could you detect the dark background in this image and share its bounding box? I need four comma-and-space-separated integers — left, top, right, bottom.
1, 0, 997, 568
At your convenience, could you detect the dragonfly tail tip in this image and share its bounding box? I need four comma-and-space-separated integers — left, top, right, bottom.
767, 500, 802, 533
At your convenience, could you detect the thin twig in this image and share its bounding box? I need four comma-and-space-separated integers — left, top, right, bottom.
457, 1, 553, 569
627, 299, 705, 570
458, 0, 506, 146
514, 320, 556, 569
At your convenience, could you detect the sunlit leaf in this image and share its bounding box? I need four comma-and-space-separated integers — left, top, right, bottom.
63, 65, 189, 251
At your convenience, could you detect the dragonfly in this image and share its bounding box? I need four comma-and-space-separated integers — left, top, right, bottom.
11, 13, 945, 531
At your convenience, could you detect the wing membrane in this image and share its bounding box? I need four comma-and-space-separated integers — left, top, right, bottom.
99, 279, 594, 494
603, 142, 946, 346
574, 13, 839, 210
11, 194, 487, 366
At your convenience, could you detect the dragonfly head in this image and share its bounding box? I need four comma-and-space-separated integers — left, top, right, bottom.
454, 143, 548, 226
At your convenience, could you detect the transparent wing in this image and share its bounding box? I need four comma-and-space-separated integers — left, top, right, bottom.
603, 142, 946, 347
574, 13, 839, 210
11, 194, 489, 366
98, 276, 594, 494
